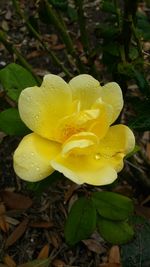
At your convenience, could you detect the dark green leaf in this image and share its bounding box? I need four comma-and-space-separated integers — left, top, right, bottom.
98, 217, 134, 244
0, 63, 37, 101
121, 216, 150, 267
92, 191, 133, 221
132, 69, 150, 96
0, 108, 30, 136
65, 197, 96, 245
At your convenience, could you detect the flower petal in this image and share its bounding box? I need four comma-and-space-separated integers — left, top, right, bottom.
90, 98, 113, 139
96, 124, 135, 171
13, 133, 61, 181
19, 74, 72, 141
69, 74, 101, 109
100, 82, 123, 123
51, 154, 117, 186
55, 108, 100, 142
62, 132, 99, 157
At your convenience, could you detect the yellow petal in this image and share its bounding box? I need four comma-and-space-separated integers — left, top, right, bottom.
50, 125, 135, 186
51, 154, 117, 186
55, 108, 100, 142
100, 82, 123, 123
69, 74, 101, 110
96, 124, 135, 171
90, 98, 113, 139
19, 74, 72, 141
13, 133, 61, 181
62, 132, 99, 157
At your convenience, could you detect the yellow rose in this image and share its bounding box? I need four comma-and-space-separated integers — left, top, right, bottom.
13, 74, 135, 185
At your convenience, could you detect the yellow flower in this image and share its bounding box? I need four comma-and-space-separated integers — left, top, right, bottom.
13, 74, 135, 185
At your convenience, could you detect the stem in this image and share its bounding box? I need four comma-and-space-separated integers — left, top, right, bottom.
74, 0, 89, 54
44, 0, 85, 72
12, 0, 73, 78
122, 0, 139, 61
0, 30, 41, 84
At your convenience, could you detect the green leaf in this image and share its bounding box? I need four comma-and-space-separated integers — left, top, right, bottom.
67, 6, 77, 22
121, 216, 150, 267
92, 191, 133, 221
0, 63, 37, 101
65, 197, 97, 245
98, 217, 134, 244
129, 115, 150, 131
0, 108, 30, 136
18, 257, 51, 267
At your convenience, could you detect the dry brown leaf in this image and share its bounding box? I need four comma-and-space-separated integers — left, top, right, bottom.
1, 191, 32, 210
64, 183, 79, 204
82, 239, 106, 254
5, 218, 29, 248
30, 221, 53, 228
52, 259, 66, 267
3, 254, 17, 267
0, 264, 9, 267
135, 205, 150, 219
0, 215, 9, 232
0, 203, 9, 232
37, 244, 50, 259
108, 246, 120, 264
99, 264, 121, 267
51, 44, 65, 50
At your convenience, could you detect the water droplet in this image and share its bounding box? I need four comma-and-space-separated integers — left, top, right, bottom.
94, 153, 101, 160
31, 152, 34, 156
35, 115, 39, 119
36, 167, 40, 171
27, 95, 32, 101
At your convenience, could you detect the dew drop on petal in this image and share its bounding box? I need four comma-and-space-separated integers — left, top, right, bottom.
36, 167, 40, 171
94, 153, 101, 160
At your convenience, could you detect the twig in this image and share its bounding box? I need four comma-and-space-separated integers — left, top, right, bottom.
0, 30, 41, 84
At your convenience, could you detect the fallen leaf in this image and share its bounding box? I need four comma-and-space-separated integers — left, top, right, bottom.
51, 44, 65, 50
0, 203, 9, 232
64, 183, 79, 204
3, 254, 16, 267
52, 259, 66, 267
5, 218, 29, 248
108, 246, 120, 264
82, 239, 106, 254
99, 264, 121, 267
30, 221, 53, 228
37, 244, 50, 259
1, 191, 32, 210
135, 205, 150, 219
18, 258, 51, 267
